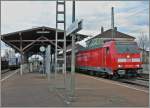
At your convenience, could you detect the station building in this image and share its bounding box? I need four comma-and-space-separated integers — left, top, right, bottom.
86, 27, 135, 48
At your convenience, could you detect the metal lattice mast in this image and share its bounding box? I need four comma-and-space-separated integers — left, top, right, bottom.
55, 0, 66, 79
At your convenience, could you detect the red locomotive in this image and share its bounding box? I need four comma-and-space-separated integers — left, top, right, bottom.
76, 40, 142, 78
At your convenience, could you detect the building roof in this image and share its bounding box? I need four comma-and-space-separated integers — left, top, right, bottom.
1, 26, 88, 55
88, 29, 135, 41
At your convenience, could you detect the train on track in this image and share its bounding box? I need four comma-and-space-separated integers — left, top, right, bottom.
75, 40, 142, 78
1, 57, 20, 70
1, 60, 9, 70
8, 57, 20, 70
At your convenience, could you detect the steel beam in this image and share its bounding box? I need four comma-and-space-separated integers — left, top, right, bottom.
22, 36, 62, 52
20, 34, 23, 76
8, 40, 72, 42
3, 40, 21, 52
22, 36, 47, 51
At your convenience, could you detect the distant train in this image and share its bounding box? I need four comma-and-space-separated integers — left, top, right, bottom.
1, 60, 9, 70
8, 57, 20, 70
76, 40, 142, 78
1, 57, 20, 70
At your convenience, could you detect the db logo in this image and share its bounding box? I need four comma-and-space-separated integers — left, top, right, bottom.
127, 59, 132, 62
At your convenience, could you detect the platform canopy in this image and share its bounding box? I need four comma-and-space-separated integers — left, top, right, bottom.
1, 26, 87, 55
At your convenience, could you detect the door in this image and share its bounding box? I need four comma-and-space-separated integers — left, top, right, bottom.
105, 47, 110, 67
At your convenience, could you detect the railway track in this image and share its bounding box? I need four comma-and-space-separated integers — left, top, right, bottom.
78, 72, 149, 88
1, 69, 12, 79
114, 78, 149, 88
137, 74, 149, 81
104, 75, 149, 88
1, 68, 20, 82
116, 74, 149, 88
1, 68, 20, 75
1, 69, 10, 74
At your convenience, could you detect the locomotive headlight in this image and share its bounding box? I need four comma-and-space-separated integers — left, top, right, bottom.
127, 55, 130, 58
132, 58, 141, 62
136, 64, 140, 67
118, 58, 126, 62
118, 65, 122, 68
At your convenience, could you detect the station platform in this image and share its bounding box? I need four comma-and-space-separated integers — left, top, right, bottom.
1, 71, 149, 107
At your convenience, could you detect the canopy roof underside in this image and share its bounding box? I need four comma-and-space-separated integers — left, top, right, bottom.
1, 26, 87, 55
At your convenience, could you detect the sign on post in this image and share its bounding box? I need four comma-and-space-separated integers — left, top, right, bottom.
66, 19, 83, 36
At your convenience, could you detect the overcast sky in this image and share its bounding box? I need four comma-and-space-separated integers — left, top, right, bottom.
1, 1, 149, 55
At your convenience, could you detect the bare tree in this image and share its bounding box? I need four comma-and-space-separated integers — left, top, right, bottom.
138, 33, 149, 50
137, 32, 149, 64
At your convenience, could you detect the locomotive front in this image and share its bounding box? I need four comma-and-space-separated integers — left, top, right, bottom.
114, 41, 142, 77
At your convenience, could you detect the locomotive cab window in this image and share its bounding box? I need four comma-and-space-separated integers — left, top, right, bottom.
116, 42, 140, 53
106, 47, 109, 54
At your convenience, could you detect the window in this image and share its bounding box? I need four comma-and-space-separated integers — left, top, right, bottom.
86, 38, 103, 48
116, 42, 140, 53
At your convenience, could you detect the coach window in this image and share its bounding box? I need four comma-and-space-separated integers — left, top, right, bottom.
106, 47, 109, 54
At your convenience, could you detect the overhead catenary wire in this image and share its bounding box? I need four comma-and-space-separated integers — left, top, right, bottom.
124, 8, 148, 17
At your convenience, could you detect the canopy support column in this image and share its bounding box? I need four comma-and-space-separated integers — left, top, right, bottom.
70, 0, 76, 98
46, 45, 51, 81
71, 34, 75, 97
20, 33, 23, 76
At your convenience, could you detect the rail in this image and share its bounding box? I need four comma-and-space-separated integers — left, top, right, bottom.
1, 68, 19, 82
1, 63, 29, 82
77, 71, 149, 88
115, 78, 149, 88
1, 69, 10, 74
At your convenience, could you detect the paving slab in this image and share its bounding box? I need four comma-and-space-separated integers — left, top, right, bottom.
72, 74, 149, 107
1, 72, 149, 107
1, 72, 66, 107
